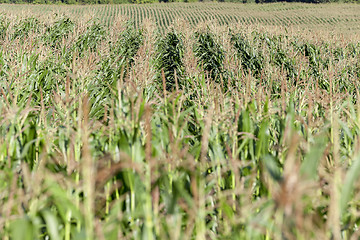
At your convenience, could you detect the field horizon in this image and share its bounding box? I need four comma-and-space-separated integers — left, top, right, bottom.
1, 2, 360, 35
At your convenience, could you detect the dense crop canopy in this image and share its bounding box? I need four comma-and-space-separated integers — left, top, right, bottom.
0, 13, 360, 240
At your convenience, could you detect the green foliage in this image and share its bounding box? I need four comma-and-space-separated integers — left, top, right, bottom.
75, 21, 105, 54
1, 16, 360, 240
43, 17, 75, 49
231, 33, 263, 77
0, 15, 9, 41
113, 24, 143, 69
155, 30, 184, 91
302, 42, 330, 90
194, 31, 225, 81
12, 17, 41, 41
91, 24, 143, 119
264, 34, 298, 84
96, 23, 143, 83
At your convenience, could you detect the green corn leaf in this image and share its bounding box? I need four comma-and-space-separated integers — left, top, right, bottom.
341, 154, 360, 216
10, 218, 34, 240
42, 210, 61, 240
300, 134, 327, 180
262, 155, 282, 182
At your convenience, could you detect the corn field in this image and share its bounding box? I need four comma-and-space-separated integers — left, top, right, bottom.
1, 3, 360, 33
1, 7, 360, 240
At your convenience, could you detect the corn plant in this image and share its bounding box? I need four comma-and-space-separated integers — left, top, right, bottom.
12, 17, 41, 41
0, 15, 9, 41
194, 31, 225, 81
75, 20, 106, 54
231, 32, 263, 78
155, 30, 184, 91
92, 23, 143, 118
43, 17, 75, 49
265, 34, 298, 84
